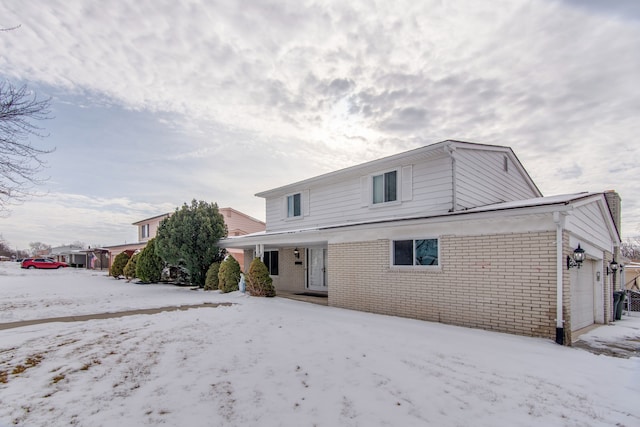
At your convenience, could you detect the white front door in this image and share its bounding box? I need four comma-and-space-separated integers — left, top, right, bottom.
307, 248, 327, 291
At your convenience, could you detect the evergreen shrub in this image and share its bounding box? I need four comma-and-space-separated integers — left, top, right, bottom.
136, 238, 164, 283
110, 252, 130, 279
123, 253, 138, 281
218, 255, 240, 293
247, 257, 276, 297
204, 262, 220, 291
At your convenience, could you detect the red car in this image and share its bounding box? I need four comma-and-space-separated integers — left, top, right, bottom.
21, 258, 69, 269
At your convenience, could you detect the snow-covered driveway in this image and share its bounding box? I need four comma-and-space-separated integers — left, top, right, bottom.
1, 262, 638, 426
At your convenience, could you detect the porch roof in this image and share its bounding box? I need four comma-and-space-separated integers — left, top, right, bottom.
218, 192, 617, 249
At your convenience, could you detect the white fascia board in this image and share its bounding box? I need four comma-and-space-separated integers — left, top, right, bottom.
565, 193, 621, 247
596, 197, 622, 246
219, 193, 606, 249
219, 204, 567, 249
326, 212, 555, 244
219, 228, 328, 249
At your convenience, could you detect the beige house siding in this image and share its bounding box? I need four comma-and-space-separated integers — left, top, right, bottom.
329, 231, 559, 340
220, 207, 265, 236
273, 248, 306, 293
243, 248, 306, 293
133, 214, 170, 243
329, 230, 615, 342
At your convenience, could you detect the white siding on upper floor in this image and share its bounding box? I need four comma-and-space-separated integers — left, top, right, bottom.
264, 153, 454, 232
566, 201, 614, 251
454, 149, 539, 210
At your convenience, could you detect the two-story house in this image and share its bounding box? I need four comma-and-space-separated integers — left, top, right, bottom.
104, 213, 171, 267
219, 140, 621, 345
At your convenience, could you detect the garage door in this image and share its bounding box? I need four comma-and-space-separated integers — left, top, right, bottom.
571, 259, 595, 331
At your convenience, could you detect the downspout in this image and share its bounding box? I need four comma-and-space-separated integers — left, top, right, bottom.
553, 211, 565, 345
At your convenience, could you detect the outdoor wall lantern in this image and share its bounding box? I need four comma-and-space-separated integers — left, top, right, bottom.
607, 260, 619, 276
294, 248, 300, 259
567, 244, 586, 269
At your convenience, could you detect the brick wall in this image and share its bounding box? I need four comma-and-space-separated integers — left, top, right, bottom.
328, 231, 560, 340
272, 248, 306, 293
243, 248, 306, 293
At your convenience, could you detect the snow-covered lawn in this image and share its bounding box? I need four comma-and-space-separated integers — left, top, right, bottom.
0, 262, 638, 426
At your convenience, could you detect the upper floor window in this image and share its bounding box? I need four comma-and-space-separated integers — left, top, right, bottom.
287, 193, 301, 218
393, 238, 439, 266
373, 170, 397, 204
141, 224, 150, 238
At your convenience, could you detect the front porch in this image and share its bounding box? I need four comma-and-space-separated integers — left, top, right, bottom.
277, 290, 329, 306
235, 245, 329, 297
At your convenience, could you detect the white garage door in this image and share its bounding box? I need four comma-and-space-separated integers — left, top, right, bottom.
571, 259, 596, 331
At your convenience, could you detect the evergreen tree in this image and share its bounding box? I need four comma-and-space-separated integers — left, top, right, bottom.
123, 252, 138, 281
136, 238, 164, 283
110, 251, 130, 279
155, 200, 227, 287
247, 257, 276, 297
218, 255, 241, 293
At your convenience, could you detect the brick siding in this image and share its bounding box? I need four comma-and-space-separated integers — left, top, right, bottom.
243, 248, 306, 293
328, 231, 561, 340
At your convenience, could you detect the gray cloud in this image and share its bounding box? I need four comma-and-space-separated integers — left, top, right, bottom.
1, 0, 640, 246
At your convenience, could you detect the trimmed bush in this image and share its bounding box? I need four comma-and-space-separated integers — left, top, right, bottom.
136, 238, 164, 283
204, 262, 220, 291
123, 253, 138, 281
110, 252, 130, 279
218, 255, 240, 293
247, 257, 276, 297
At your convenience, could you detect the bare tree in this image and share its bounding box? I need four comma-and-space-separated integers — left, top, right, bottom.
0, 81, 53, 212
621, 236, 640, 262
0, 236, 12, 257
29, 241, 51, 256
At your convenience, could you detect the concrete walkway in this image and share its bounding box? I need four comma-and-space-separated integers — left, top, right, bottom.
277, 291, 328, 306
0, 302, 232, 331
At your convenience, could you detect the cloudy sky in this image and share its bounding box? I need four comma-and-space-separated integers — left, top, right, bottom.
1, 0, 639, 250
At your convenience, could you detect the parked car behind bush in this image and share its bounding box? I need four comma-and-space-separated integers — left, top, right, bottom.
21, 258, 68, 269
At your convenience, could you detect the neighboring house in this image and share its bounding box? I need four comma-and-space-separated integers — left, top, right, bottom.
104, 213, 170, 267
219, 140, 621, 345
133, 213, 171, 244
48, 245, 109, 270
623, 261, 640, 313
219, 207, 266, 268
104, 208, 265, 272
622, 262, 640, 291
50, 245, 87, 267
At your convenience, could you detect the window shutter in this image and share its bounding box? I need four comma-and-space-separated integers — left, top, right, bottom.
303, 190, 310, 216
401, 165, 413, 201
361, 176, 369, 207
281, 196, 286, 219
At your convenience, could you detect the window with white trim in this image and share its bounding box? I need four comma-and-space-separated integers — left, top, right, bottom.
287, 193, 301, 218
373, 170, 397, 204
141, 224, 150, 238
393, 238, 439, 266
263, 250, 279, 275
